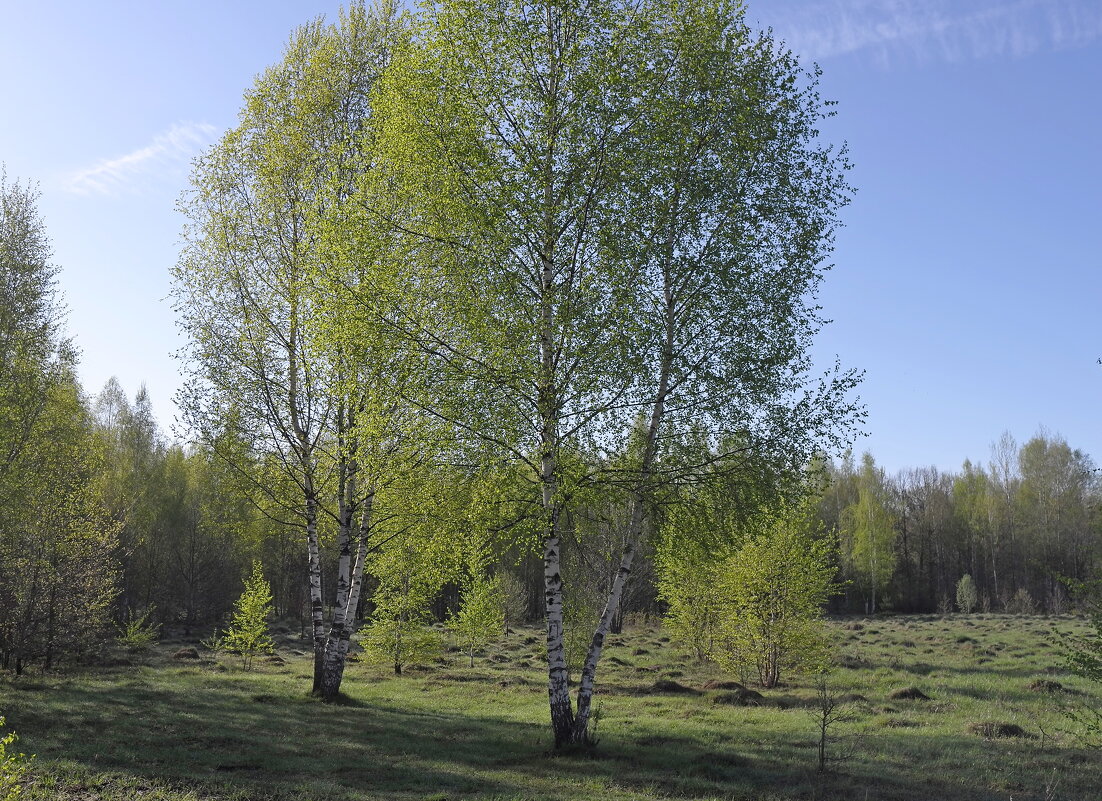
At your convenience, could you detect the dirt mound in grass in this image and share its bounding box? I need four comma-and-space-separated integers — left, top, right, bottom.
649, 679, 701, 695
968, 721, 1035, 739
1028, 679, 1064, 693
888, 687, 930, 701
702, 680, 747, 691
838, 654, 873, 670
712, 687, 765, 706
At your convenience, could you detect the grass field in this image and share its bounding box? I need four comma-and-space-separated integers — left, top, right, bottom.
2, 615, 1099, 801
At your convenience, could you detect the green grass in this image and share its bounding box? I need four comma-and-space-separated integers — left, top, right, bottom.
2, 615, 1099, 800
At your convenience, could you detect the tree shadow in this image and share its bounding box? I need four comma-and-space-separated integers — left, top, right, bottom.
3, 665, 1100, 801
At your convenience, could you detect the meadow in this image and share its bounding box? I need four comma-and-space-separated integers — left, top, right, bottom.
2, 615, 1099, 801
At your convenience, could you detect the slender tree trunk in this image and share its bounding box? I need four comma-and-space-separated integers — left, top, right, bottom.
568, 231, 676, 745
305, 495, 326, 695
320, 491, 372, 700
544, 519, 575, 746
572, 536, 636, 741
320, 501, 353, 699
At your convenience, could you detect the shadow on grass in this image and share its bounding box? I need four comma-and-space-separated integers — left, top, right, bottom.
6, 663, 1099, 801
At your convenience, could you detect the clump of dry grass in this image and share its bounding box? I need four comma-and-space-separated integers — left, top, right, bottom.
967, 721, 1035, 739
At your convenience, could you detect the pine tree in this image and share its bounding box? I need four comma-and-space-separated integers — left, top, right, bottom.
222, 561, 275, 670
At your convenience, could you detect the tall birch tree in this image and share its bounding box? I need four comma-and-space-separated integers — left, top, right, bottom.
841, 453, 896, 614
174, 1, 409, 700
369, 0, 859, 745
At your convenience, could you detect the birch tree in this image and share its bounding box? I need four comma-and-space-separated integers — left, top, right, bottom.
0, 172, 119, 675
174, 1, 410, 700
840, 454, 896, 614
369, 0, 859, 745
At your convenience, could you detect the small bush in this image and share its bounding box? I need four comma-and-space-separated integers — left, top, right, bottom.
363, 618, 442, 675
1005, 588, 1037, 615
116, 606, 160, 652
497, 572, 529, 625
199, 630, 225, 654
221, 561, 275, 670
0, 718, 32, 801
955, 575, 978, 614
447, 576, 506, 668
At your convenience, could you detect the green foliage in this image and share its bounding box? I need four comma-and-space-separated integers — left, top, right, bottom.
448, 576, 506, 668
955, 575, 978, 614
712, 505, 837, 688
1005, 587, 1037, 615
656, 472, 774, 662
656, 549, 725, 662
1056, 576, 1102, 746
0, 175, 122, 675
562, 588, 603, 681
363, 618, 442, 676
1066, 609, 1102, 682
0, 718, 31, 801
198, 630, 224, 654
116, 607, 160, 652
221, 561, 275, 670
839, 454, 896, 614
496, 572, 529, 625
363, 542, 446, 675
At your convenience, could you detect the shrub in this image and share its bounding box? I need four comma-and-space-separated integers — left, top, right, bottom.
656, 547, 725, 662
199, 629, 225, 654
0, 718, 32, 801
362, 617, 442, 675
1057, 575, 1102, 746
116, 606, 160, 652
711, 504, 837, 688
955, 575, 978, 614
221, 561, 275, 670
1005, 588, 1037, 615
497, 572, 529, 625
448, 576, 506, 667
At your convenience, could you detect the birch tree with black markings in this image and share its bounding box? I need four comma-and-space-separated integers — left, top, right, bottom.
174, 1, 410, 700
369, 0, 859, 746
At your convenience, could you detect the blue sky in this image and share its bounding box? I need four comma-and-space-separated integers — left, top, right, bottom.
1, 0, 1100, 474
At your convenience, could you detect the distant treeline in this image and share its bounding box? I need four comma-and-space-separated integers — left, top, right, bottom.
819, 436, 1100, 615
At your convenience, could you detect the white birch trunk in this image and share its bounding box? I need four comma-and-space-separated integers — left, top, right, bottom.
305, 496, 326, 695
572, 521, 639, 739
320, 492, 373, 700
320, 495, 354, 699
569, 254, 676, 743
544, 520, 575, 745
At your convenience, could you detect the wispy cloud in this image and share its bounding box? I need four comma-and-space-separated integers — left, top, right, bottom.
63, 121, 218, 196
764, 0, 1102, 65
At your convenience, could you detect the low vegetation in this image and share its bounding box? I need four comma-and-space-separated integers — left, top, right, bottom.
2, 614, 1099, 801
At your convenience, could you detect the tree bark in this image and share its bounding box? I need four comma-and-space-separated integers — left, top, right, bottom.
320, 492, 372, 700
572, 536, 636, 741
544, 522, 575, 746
305, 495, 326, 695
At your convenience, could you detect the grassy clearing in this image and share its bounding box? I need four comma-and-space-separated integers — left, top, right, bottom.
1, 615, 1099, 800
